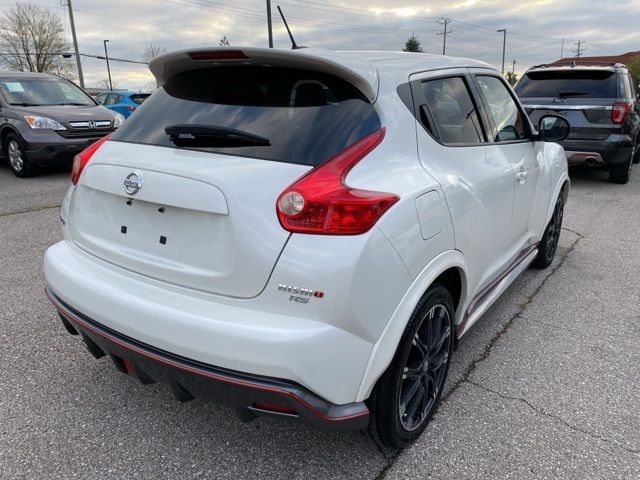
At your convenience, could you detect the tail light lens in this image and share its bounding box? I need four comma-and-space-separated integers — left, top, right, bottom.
125, 105, 136, 111
276, 128, 399, 235
71, 135, 110, 185
611, 102, 633, 124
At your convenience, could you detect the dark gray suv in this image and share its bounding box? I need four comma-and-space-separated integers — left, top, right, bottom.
516, 64, 640, 184
0, 71, 123, 178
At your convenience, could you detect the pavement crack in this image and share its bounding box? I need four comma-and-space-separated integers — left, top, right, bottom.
466, 380, 640, 455
443, 231, 584, 404
0, 204, 61, 217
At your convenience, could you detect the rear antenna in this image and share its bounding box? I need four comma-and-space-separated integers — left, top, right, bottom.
277, 6, 304, 49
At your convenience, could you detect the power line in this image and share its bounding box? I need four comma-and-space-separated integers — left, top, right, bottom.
573, 40, 586, 58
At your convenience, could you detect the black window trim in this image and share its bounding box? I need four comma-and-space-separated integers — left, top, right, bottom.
410, 72, 491, 148
471, 73, 535, 145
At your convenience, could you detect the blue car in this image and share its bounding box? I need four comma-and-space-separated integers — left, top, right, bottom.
96, 91, 150, 118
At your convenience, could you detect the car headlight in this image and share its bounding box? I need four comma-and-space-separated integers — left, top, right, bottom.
24, 115, 66, 131
113, 113, 125, 128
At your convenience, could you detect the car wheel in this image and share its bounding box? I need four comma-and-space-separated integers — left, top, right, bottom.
368, 284, 454, 449
531, 190, 564, 269
608, 153, 632, 184
632, 138, 640, 165
4, 133, 35, 178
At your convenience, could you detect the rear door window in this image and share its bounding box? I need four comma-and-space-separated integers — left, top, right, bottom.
516, 70, 617, 98
111, 66, 381, 166
419, 76, 485, 145
476, 75, 529, 142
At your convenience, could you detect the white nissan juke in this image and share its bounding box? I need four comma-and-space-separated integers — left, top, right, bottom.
44, 47, 569, 448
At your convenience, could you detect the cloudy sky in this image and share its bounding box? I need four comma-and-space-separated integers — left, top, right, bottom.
4, 0, 639, 90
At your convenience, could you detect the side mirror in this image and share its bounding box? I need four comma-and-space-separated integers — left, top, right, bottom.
538, 115, 570, 142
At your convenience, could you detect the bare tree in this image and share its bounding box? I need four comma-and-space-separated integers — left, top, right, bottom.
0, 2, 75, 79
142, 42, 167, 64
95, 78, 121, 90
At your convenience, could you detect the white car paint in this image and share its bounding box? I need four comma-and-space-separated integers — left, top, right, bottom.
44, 47, 568, 407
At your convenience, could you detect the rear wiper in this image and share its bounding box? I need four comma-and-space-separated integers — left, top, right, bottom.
165, 124, 270, 147
557, 91, 589, 97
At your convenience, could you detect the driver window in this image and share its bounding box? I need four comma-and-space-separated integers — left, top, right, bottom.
476, 75, 528, 142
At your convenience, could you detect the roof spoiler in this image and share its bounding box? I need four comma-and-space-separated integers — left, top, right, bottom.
149, 47, 379, 102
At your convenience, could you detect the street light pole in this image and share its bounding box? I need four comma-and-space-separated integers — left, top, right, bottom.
497, 29, 506, 75
103, 39, 113, 91
266, 0, 273, 48
65, 0, 84, 88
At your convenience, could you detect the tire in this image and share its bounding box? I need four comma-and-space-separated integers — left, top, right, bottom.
531, 189, 564, 269
608, 153, 632, 184
368, 284, 455, 449
633, 138, 640, 165
4, 133, 35, 178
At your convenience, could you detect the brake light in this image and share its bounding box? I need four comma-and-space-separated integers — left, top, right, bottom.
189, 50, 248, 60
611, 102, 633, 124
71, 135, 110, 185
276, 128, 398, 235
125, 105, 136, 111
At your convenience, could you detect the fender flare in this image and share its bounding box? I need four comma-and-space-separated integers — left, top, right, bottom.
355, 249, 468, 402
545, 172, 570, 225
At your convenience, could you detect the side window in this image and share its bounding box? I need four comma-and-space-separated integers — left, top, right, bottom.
476, 75, 529, 142
420, 76, 485, 145
105, 94, 118, 105
622, 74, 634, 99
96, 94, 106, 105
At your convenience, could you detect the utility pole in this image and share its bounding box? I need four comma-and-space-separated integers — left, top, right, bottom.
512, 59, 516, 76
497, 28, 506, 75
560, 38, 564, 58
266, 0, 273, 48
64, 0, 84, 88
103, 39, 113, 91
436, 18, 452, 55
573, 40, 586, 58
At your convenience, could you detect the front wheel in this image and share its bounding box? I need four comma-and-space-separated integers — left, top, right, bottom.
368, 284, 455, 449
4, 133, 35, 178
531, 190, 564, 269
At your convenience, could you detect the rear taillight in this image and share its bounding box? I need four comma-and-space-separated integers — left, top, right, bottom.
276, 128, 399, 235
71, 135, 110, 185
611, 102, 633, 124
125, 105, 136, 111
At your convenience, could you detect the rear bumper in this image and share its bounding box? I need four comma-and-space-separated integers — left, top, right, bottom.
561, 135, 633, 165
46, 286, 369, 431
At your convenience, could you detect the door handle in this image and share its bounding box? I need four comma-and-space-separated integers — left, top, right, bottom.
516, 170, 528, 182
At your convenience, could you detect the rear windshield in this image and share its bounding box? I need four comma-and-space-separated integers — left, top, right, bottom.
111, 67, 380, 166
130, 93, 150, 105
516, 70, 617, 98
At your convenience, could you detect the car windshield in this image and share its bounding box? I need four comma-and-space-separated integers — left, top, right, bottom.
130, 93, 150, 105
516, 70, 617, 98
0, 78, 94, 106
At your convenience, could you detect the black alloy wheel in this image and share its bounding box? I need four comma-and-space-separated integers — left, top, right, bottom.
368, 284, 455, 449
532, 190, 564, 269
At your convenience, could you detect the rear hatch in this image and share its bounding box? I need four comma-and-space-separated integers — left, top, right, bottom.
516, 68, 619, 140
68, 57, 381, 298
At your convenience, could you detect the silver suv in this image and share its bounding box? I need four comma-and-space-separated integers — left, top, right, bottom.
516, 64, 640, 184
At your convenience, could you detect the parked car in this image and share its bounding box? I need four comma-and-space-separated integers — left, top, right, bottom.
96, 91, 151, 118
0, 71, 124, 177
44, 47, 569, 448
515, 63, 640, 184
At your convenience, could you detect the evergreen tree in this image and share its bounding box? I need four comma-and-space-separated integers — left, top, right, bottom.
403, 33, 424, 53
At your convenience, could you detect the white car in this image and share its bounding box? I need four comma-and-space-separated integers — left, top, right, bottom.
44, 47, 569, 448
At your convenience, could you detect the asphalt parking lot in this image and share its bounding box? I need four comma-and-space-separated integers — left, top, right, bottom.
1, 162, 639, 479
